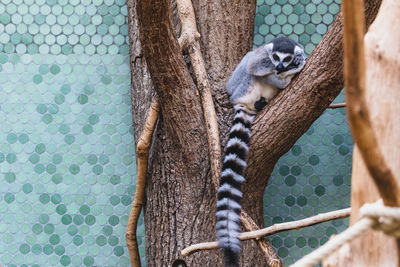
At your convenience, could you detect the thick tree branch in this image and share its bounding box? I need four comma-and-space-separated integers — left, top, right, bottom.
135, 1, 214, 266
137, 0, 206, 160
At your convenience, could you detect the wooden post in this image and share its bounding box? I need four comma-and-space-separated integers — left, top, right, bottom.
324, 0, 400, 266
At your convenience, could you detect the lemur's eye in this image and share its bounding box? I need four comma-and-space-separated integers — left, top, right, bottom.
283, 56, 292, 62
273, 54, 279, 61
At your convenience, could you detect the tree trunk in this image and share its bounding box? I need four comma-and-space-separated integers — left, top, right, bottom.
127, 0, 381, 266
324, 1, 400, 266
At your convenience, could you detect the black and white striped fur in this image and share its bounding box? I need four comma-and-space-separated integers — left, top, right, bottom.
216, 37, 306, 266
216, 104, 255, 266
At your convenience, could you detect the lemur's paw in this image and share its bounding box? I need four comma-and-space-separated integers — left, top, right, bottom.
293, 55, 303, 66
254, 97, 268, 111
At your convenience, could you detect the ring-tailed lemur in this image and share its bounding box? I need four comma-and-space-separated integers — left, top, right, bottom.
216, 37, 306, 267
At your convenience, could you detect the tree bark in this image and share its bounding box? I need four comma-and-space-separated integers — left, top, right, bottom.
127, 0, 382, 266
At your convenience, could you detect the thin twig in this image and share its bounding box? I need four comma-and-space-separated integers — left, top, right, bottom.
181, 207, 351, 257
328, 103, 346, 109
126, 98, 160, 267
343, 0, 400, 206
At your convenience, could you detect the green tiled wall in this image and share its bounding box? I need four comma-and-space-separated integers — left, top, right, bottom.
254, 0, 341, 53
0, 0, 348, 266
0, 0, 138, 266
264, 96, 351, 265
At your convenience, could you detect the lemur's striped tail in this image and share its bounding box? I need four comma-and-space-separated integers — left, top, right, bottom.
216, 104, 255, 267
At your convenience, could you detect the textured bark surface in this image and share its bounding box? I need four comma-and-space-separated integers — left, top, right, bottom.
136, 1, 215, 267
127, 0, 381, 266
191, 0, 257, 138
127, 0, 154, 141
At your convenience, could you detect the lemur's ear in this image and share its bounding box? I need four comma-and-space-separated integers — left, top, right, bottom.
247, 43, 274, 76
294, 45, 304, 56
264, 43, 273, 53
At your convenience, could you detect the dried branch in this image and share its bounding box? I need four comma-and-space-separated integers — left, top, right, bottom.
176, 0, 200, 51
343, 0, 400, 206
182, 208, 351, 257
126, 98, 160, 267
328, 103, 346, 109
176, 0, 221, 192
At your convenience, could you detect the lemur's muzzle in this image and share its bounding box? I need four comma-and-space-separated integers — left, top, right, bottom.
276, 62, 285, 74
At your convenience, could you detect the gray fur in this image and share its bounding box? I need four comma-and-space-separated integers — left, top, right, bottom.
227, 37, 306, 108
226, 53, 254, 102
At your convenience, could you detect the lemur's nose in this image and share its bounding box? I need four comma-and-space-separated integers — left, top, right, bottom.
276, 63, 284, 72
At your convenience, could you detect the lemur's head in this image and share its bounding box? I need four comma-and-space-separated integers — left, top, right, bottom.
265, 37, 306, 74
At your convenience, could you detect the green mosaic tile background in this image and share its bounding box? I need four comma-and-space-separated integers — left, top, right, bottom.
264, 95, 351, 265
0, 0, 348, 266
0, 0, 143, 266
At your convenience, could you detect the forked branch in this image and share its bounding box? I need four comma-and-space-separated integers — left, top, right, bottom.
126, 98, 160, 267
176, 0, 282, 265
